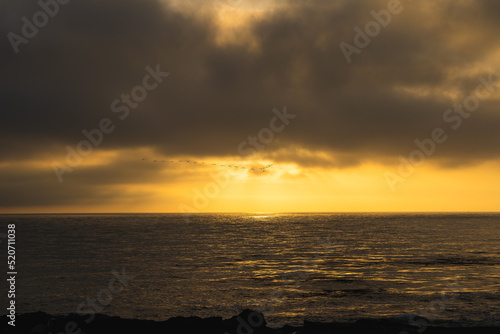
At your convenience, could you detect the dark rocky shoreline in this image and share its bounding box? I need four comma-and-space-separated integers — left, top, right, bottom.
2, 309, 499, 334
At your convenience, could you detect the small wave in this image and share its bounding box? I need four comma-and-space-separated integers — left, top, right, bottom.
322, 288, 386, 297
403, 255, 500, 267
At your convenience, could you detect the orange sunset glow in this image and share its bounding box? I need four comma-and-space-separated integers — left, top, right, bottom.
2, 1, 500, 333
1, 0, 500, 214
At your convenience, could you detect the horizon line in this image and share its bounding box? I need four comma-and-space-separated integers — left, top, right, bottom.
1, 211, 499, 215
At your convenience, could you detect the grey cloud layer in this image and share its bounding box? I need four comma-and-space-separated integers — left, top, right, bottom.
1, 0, 500, 207
2, 0, 499, 163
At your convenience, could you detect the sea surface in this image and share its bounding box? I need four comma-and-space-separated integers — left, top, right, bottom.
1, 213, 499, 327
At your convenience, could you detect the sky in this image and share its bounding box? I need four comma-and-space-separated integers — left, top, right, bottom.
1, 0, 499, 213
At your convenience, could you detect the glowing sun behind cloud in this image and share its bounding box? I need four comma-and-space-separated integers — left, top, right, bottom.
2, 0, 500, 214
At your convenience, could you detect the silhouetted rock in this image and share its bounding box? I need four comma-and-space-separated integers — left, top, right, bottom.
1, 310, 498, 334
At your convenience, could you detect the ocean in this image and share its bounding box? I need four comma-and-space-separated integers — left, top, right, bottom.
1, 213, 499, 328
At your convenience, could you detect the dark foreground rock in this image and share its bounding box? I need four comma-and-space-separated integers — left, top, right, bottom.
2, 309, 499, 334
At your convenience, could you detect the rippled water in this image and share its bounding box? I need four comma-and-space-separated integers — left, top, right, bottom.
1, 213, 499, 327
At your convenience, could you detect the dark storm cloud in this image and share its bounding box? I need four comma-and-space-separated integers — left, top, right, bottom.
0, 164, 155, 208
1, 0, 500, 207
0, 154, 206, 208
